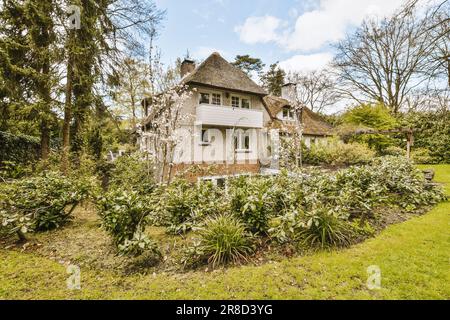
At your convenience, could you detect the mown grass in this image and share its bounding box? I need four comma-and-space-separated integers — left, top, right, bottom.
1, 165, 449, 300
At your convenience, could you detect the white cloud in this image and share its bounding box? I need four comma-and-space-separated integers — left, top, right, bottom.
283, 0, 405, 51
235, 0, 405, 51
234, 15, 282, 44
279, 52, 334, 73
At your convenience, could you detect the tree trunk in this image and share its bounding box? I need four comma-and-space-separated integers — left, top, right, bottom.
61, 38, 75, 174
40, 119, 50, 161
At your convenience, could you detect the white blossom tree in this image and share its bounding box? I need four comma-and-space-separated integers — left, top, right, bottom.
139, 84, 193, 183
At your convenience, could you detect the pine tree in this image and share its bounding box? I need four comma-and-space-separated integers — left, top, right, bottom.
261, 63, 285, 96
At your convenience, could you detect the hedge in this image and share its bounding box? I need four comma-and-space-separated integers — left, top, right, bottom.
0, 131, 40, 165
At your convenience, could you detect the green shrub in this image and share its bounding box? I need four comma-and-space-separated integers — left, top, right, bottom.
383, 146, 406, 157
411, 148, 435, 164
303, 138, 375, 166
370, 156, 445, 210
154, 179, 226, 234
340, 103, 398, 153
297, 205, 354, 248
270, 156, 445, 247
97, 189, 150, 245
108, 152, 155, 192
0, 131, 40, 174
96, 188, 161, 259
228, 175, 276, 234
118, 230, 161, 258
0, 172, 96, 239
194, 214, 254, 268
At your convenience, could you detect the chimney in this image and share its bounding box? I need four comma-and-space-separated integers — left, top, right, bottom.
180, 59, 196, 77
281, 83, 296, 102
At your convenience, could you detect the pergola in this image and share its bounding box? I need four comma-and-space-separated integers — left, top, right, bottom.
352, 128, 415, 159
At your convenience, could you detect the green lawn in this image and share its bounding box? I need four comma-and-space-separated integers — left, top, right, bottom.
1, 165, 449, 300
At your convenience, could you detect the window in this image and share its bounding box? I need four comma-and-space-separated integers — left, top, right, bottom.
282, 107, 295, 120
216, 178, 226, 188
231, 95, 251, 109
234, 131, 250, 151
231, 96, 240, 108
201, 129, 210, 144
241, 98, 250, 109
211, 93, 221, 105
200, 93, 210, 104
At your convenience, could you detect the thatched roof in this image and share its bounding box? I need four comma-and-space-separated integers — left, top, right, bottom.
182, 52, 267, 96
263, 96, 333, 136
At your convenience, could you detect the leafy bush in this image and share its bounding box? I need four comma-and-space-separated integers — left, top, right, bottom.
118, 231, 161, 258
108, 152, 155, 192
0, 172, 96, 239
383, 146, 406, 157
340, 103, 398, 153
97, 189, 151, 245
191, 214, 254, 268
228, 176, 276, 234
270, 156, 445, 246
399, 108, 450, 164
96, 188, 161, 259
154, 179, 226, 234
0, 131, 40, 175
303, 138, 375, 166
411, 148, 435, 164
370, 156, 445, 210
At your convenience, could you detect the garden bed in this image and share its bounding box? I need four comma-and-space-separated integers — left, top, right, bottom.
1, 157, 446, 275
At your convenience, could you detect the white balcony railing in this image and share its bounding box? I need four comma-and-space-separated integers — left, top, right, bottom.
195, 104, 263, 128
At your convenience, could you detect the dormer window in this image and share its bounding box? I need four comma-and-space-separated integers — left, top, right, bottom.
282, 107, 295, 120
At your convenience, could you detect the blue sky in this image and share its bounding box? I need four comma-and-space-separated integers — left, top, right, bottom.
154, 0, 407, 72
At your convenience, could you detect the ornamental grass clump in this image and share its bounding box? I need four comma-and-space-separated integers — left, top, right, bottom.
196, 214, 254, 268
297, 205, 355, 249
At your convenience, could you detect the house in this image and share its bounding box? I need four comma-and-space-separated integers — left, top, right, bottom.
263, 86, 333, 148
137, 52, 332, 180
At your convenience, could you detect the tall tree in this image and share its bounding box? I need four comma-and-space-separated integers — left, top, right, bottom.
261, 62, 285, 96
60, 0, 164, 172
333, 0, 447, 113
0, 0, 59, 160
231, 55, 265, 77
287, 70, 339, 113
110, 58, 151, 128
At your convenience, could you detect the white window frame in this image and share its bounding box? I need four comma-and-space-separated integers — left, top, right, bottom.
230, 94, 252, 109
233, 131, 251, 153
282, 107, 295, 121
200, 128, 211, 146
198, 90, 223, 106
